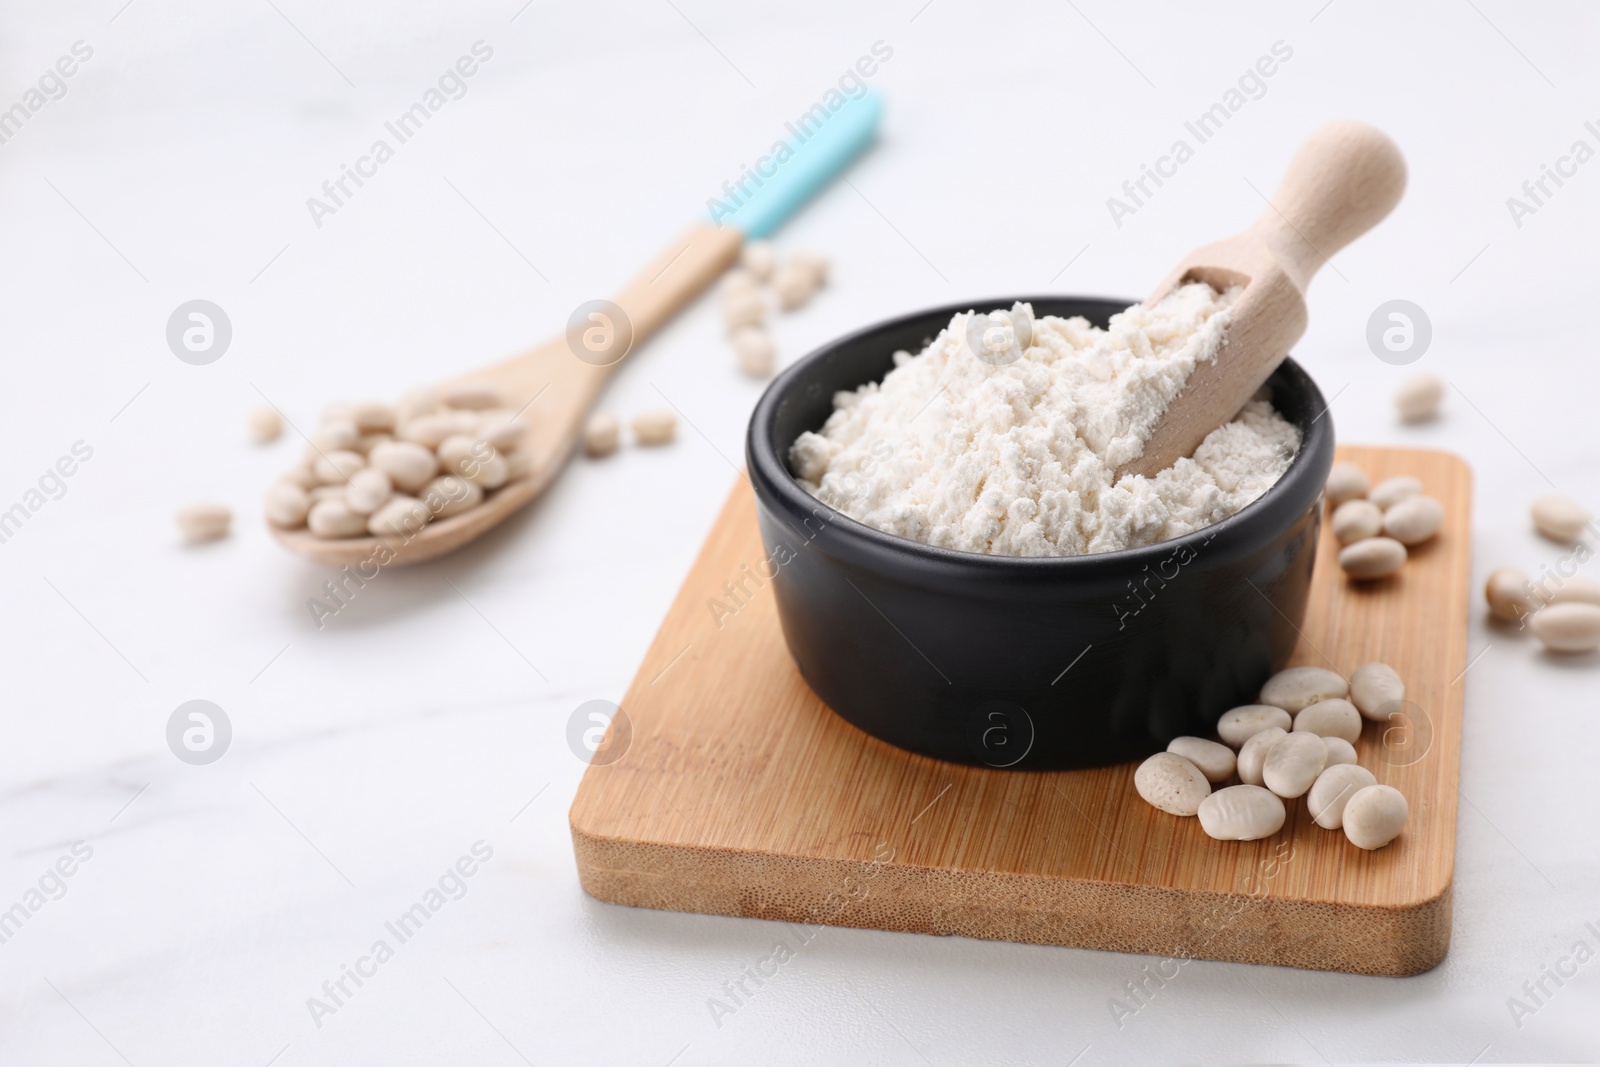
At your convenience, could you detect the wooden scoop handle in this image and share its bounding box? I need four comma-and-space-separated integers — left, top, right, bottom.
1247, 119, 1406, 291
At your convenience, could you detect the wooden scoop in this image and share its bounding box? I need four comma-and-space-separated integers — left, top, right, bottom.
1119, 120, 1406, 480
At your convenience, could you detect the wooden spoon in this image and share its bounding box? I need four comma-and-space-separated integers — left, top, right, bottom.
269, 227, 741, 567
270, 92, 885, 567
1119, 120, 1406, 480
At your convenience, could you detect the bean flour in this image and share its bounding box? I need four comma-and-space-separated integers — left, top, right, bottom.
790, 283, 1300, 557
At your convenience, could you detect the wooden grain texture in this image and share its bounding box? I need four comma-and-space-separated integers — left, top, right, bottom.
269, 222, 743, 567
570, 445, 1472, 976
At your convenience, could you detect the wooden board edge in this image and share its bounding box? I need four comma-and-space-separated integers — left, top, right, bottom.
571, 828, 1452, 977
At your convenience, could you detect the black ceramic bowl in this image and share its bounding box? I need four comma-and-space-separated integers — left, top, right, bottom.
745, 296, 1335, 771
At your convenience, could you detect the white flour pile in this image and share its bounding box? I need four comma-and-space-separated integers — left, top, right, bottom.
790, 283, 1300, 557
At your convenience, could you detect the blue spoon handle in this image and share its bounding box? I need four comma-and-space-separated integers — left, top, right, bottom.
707, 90, 884, 239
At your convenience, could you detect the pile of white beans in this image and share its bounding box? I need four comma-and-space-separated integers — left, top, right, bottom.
263, 385, 533, 539
1485, 494, 1600, 654
1324, 462, 1443, 579
1135, 663, 1410, 850
262, 387, 680, 540
721, 241, 828, 380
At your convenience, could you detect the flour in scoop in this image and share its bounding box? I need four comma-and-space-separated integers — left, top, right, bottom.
790, 283, 1300, 557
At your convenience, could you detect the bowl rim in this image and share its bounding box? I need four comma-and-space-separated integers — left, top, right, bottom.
745, 293, 1334, 576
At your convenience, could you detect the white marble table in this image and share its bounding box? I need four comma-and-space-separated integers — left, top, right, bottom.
2, 1, 1596, 1062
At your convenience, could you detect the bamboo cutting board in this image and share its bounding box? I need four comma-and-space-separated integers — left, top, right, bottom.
569, 445, 1472, 976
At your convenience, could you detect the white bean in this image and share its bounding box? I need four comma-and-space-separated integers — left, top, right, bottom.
1369, 475, 1422, 511
396, 388, 441, 423
1394, 372, 1445, 424
436, 434, 485, 478
368, 495, 432, 538
632, 410, 677, 446
1485, 566, 1534, 622
440, 411, 488, 437
1528, 603, 1600, 653
1324, 462, 1370, 507
264, 483, 310, 529
720, 268, 758, 297
740, 240, 777, 281
369, 441, 438, 494
398, 412, 480, 449
732, 326, 776, 379
356, 433, 393, 454
1262, 731, 1326, 799
307, 499, 368, 539
176, 503, 231, 542
1133, 752, 1210, 816
313, 450, 365, 485
438, 436, 507, 489
1322, 736, 1359, 766
344, 468, 393, 516
308, 485, 346, 505
1340, 536, 1407, 579
1307, 764, 1378, 830
772, 262, 818, 311
1259, 666, 1348, 712
1237, 727, 1287, 787
1531, 494, 1593, 544
1292, 698, 1363, 744
422, 475, 483, 519
583, 412, 620, 458
280, 462, 320, 490
723, 287, 766, 329
311, 419, 361, 453
1331, 500, 1383, 545
465, 451, 510, 490
1166, 736, 1236, 784
788, 251, 830, 286
1342, 784, 1408, 849
1197, 785, 1286, 841
349, 402, 397, 432
1216, 704, 1292, 748
441, 383, 505, 411
1382, 495, 1443, 545
248, 407, 283, 444
479, 414, 526, 454
1349, 662, 1404, 722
